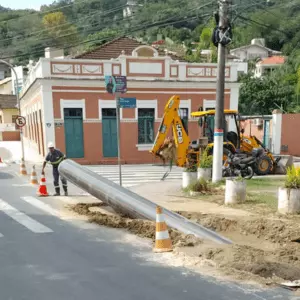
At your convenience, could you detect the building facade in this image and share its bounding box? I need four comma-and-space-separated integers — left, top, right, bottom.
0, 94, 20, 141
254, 56, 285, 78
230, 38, 281, 62
19, 38, 241, 164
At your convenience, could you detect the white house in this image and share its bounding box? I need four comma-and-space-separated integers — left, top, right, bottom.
230, 38, 281, 62
254, 56, 285, 77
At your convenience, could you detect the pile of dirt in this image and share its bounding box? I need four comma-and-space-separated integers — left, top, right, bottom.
178, 211, 300, 244
174, 211, 300, 281
196, 244, 300, 281
71, 203, 202, 247
71, 203, 300, 283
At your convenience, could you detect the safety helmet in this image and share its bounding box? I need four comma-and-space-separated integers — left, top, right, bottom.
48, 142, 54, 148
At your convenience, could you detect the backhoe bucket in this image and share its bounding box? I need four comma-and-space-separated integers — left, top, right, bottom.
274, 155, 294, 174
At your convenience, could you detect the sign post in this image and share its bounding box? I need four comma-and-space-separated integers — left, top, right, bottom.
115, 93, 122, 186
105, 76, 128, 187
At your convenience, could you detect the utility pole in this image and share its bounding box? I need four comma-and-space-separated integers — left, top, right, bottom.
212, 0, 232, 183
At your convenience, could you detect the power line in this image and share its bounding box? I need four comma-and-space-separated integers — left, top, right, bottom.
0, 0, 189, 54
238, 15, 290, 37
0, 0, 193, 48
0, 3, 127, 44
0, 9, 212, 60
1, 0, 213, 59
0, 0, 106, 24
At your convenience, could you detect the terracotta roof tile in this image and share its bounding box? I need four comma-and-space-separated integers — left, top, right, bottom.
0, 94, 17, 109
260, 56, 285, 65
74, 36, 185, 61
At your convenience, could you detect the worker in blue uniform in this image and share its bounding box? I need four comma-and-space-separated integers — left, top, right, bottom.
42, 142, 68, 196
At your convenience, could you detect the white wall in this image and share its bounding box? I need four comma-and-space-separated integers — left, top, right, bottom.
272, 110, 282, 155
0, 80, 12, 94
231, 45, 268, 61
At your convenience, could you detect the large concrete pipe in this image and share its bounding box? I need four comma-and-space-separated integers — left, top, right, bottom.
59, 159, 232, 245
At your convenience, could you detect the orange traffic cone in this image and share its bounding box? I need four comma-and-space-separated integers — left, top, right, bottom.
37, 174, 49, 197
30, 165, 39, 185
153, 206, 173, 253
20, 159, 27, 175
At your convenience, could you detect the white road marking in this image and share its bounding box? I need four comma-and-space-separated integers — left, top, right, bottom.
89, 165, 182, 188
21, 196, 74, 221
0, 199, 53, 233
21, 196, 59, 217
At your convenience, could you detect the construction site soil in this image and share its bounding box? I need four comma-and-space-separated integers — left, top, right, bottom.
71, 201, 300, 289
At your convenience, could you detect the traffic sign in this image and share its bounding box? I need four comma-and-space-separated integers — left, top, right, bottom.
15, 116, 26, 127
105, 76, 127, 94
119, 98, 136, 108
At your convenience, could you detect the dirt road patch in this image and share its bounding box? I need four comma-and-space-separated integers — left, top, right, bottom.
71, 202, 300, 286
72, 203, 202, 247
179, 211, 300, 244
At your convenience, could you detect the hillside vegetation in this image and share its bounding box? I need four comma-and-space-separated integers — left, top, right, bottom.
0, 0, 297, 62
0, 0, 300, 114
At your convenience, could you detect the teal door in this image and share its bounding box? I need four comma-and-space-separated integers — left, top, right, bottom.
263, 120, 270, 148
64, 108, 84, 158
102, 108, 118, 157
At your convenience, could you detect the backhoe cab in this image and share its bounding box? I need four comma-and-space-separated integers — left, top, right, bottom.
191, 109, 279, 175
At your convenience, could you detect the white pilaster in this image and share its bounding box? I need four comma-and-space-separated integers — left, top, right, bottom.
228, 86, 239, 132
41, 82, 55, 154
272, 109, 282, 155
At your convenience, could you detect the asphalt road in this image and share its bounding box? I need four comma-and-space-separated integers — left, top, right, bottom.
0, 164, 294, 300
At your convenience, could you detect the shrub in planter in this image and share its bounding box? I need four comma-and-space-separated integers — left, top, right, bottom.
278, 166, 300, 214
187, 178, 210, 196
182, 163, 197, 188
198, 152, 213, 180
225, 176, 246, 205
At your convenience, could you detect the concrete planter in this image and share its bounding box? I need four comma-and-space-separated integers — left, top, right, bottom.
278, 187, 300, 214
225, 179, 246, 205
182, 171, 197, 188
197, 168, 212, 181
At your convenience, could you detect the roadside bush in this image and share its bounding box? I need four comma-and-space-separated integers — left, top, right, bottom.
285, 166, 300, 189
199, 152, 213, 169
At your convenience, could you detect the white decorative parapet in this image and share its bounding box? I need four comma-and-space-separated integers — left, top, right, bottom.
19, 55, 240, 95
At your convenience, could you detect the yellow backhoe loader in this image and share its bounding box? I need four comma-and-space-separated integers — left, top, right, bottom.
150, 95, 241, 176
191, 110, 279, 175
150, 95, 290, 176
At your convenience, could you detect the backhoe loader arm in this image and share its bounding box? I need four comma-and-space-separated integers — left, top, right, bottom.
150, 95, 190, 167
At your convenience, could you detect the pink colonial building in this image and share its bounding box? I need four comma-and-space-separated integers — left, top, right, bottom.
19, 37, 241, 164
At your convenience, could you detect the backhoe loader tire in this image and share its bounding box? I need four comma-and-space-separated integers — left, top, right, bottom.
254, 155, 273, 176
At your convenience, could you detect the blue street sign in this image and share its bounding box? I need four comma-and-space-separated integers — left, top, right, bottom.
105, 75, 127, 94
119, 97, 136, 108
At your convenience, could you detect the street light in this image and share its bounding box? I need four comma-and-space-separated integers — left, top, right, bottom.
0, 59, 25, 163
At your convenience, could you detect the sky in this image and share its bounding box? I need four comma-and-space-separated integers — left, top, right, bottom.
1, 0, 54, 10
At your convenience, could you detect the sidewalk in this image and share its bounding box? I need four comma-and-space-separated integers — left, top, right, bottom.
129, 180, 251, 217
0, 141, 44, 164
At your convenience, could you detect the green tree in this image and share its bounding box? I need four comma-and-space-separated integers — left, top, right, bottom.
42, 11, 78, 48
239, 68, 296, 115
84, 29, 118, 51
185, 18, 217, 62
